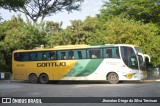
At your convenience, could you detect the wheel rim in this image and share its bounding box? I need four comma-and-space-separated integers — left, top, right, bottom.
108, 73, 119, 84
39, 74, 48, 84
110, 74, 117, 81
29, 74, 38, 83
42, 76, 47, 81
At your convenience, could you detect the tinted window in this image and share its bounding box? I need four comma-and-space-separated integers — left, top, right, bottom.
88, 49, 102, 59
57, 51, 69, 60
103, 47, 120, 58
37, 52, 42, 60
22, 52, 30, 61
71, 50, 86, 59
14, 51, 56, 61
37, 51, 56, 60
14, 52, 30, 61
14, 53, 22, 61
49, 52, 56, 60
30, 52, 37, 61
42, 52, 50, 60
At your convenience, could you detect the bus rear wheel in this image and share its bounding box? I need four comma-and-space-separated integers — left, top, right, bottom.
29, 73, 38, 83
108, 73, 119, 84
39, 73, 49, 84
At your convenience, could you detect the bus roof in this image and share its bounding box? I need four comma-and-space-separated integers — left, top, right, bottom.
13, 44, 138, 52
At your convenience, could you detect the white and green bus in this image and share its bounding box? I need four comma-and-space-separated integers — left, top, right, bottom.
12, 44, 150, 84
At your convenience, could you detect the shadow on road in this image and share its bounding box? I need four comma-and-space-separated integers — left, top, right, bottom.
4, 80, 148, 85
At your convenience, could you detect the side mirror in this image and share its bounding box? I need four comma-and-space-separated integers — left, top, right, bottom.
144, 54, 151, 62
137, 53, 145, 63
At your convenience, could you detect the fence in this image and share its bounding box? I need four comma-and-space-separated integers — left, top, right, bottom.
0, 72, 11, 80
147, 67, 160, 80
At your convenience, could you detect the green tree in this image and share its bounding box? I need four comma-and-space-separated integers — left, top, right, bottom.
0, 0, 25, 21
66, 17, 105, 45
101, 0, 160, 25
0, 0, 25, 9
0, 16, 47, 72
46, 17, 105, 47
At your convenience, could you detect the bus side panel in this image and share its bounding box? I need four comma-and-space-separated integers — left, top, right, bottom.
62, 59, 104, 80
25, 60, 77, 81
12, 61, 28, 80
51, 60, 77, 80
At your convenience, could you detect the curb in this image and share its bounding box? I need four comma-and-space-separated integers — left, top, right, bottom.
141, 80, 160, 82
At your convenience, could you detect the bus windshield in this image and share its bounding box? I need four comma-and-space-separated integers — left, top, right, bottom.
121, 46, 147, 71
120, 47, 138, 70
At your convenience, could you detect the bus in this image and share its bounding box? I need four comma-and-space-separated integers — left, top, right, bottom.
12, 44, 150, 84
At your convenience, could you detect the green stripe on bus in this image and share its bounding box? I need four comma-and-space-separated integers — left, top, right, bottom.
65, 60, 90, 77
65, 59, 103, 77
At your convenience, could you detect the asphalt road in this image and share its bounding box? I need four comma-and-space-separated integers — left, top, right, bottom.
0, 80, 160, 106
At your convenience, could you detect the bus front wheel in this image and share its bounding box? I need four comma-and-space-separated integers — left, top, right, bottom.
39, 73, 49, 84
107, 73, 119, 84
29, 73, 38, 83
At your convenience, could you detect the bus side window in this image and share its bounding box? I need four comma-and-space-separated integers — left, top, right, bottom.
112, 48, 120, 58
14, 53, 22, 61
78, 50, 86, 59
82, 50, 87, 59
49, 52, 56, 60
78, 51, 82, 59
72, 50, 86, 59
42, 53, 47, 60
61, 52, 66, 59
57, 51, 69, 60
30, 52, 37, 61
104, 47, 120, 58
73, 50, 79, 59
22, 52, 30, 61
37, 52, 42, 61
69, 51, 74, 59
106, 48, 112, 58
88, 49, 102, 59
42, 52, 50, 60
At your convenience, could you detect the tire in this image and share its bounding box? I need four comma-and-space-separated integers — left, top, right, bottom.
108, 73, 119, 84
29, 73, 38, 83
39, 73, 49, 84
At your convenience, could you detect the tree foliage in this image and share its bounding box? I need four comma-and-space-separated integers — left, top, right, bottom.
0, 0, 25, 9
0, 16, 46, 72
101, 0, 160, 25
46, 17, 105, 47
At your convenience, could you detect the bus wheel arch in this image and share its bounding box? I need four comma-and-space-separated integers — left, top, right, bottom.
106, 72, 119, 84
29, 73, 38, 83
39, 73, 49, 84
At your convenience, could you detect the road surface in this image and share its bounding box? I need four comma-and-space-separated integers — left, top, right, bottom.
0, 80, 160, 106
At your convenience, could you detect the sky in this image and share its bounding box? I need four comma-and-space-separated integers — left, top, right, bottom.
0, 0, 104, 28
